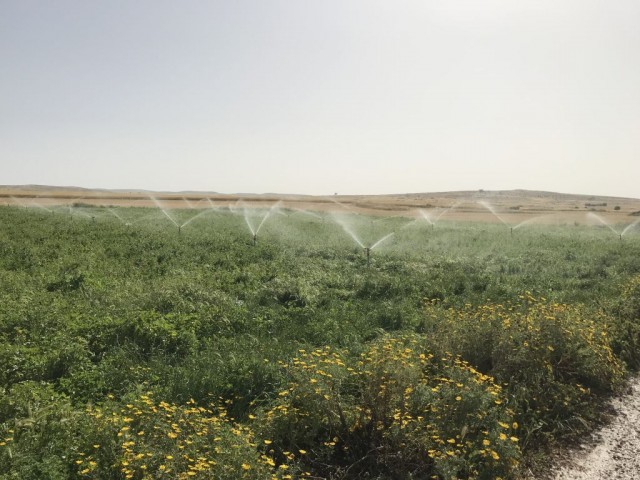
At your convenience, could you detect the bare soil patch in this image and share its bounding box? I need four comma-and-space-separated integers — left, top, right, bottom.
553, 376, 640, 480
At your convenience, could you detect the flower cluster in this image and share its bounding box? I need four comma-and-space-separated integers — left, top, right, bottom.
259, 335, 520, 479
75, 393, 282, 479
424, 295, 625, 445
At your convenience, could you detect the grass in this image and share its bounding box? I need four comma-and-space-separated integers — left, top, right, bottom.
0, 204, 639, 479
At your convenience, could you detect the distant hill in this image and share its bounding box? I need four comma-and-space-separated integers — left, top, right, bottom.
1, 185, 639, 221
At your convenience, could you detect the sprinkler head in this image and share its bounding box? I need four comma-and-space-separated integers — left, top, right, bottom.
364, 247, 371, 266
253, 233, 257, 246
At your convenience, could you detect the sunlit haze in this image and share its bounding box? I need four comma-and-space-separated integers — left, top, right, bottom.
2, 1, 639, 198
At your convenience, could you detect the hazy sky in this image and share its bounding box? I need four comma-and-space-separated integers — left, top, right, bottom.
2, 1, 639, 197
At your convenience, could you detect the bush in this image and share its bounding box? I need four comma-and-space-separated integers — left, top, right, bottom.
0, 390, 285, 480
0, 382, 77, 479
258, 334, 521, 479
76, 312, 198, 361
71, 393, 280, 480
609, 275, 640, 368
424, 295, 625, 446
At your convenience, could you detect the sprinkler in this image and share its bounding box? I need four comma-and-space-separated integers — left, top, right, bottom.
364, 247, 371, 267
510, 227, 513, 236
253, 233, 257, 246
178, 225, 182, 235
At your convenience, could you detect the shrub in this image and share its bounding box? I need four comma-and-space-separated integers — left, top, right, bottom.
0, 390, 286, 480
609, 275, 640, 368
258, 335, 521, 479
0, 382, 77, 479
159, 336, 284, 419
72, 393, 280, 480
76, 312, 198, 361
424, 295, 625, 446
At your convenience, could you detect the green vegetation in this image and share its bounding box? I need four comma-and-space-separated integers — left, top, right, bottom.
1, 205, 639, 479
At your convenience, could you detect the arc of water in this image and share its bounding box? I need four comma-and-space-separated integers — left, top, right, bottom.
478, 201, 510, 227
399, 218, 420, 230
29, 200, 52, 213
229, 199, 243, 214
239, 201, 257, 235
244, 216, 256, 235
182, 197, 195, 209
370, 231, 396, 250
292, 208, 322, 219
330, 198, 357, 213
418, 209, 435, 225
108, 208, 126, 224
151, 197, 180, 228
621, 217, 640, 236
181, 208, 216, 229
332, 214, 365, 248
159, 207, 180, 227
512, 215, 548, 230
255, 200, 283, 235
587, 212, 619, 236
430, 201, 461, 223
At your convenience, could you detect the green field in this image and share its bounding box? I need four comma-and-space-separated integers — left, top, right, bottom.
1, 205, 639, 479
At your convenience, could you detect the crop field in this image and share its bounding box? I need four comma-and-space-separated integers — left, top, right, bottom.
1, 204, 640, 479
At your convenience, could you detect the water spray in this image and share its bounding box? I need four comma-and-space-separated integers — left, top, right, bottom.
151, 197, 181, 233
588, 212, 623, 240
241, 200, 282, 246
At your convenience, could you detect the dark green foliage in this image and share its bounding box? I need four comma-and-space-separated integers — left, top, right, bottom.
0, 205, 639, 478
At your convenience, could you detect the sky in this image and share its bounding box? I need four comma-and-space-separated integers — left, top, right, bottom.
1, 1, 639, 198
